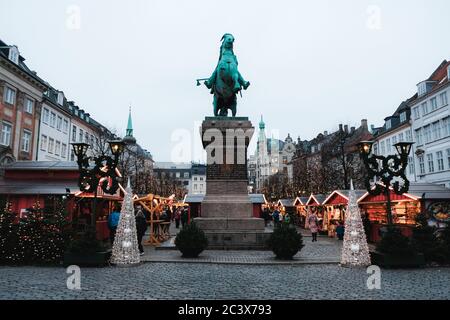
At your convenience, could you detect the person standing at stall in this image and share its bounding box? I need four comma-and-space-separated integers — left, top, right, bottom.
181, 208, 189, 228
308, 211, 319, 242
174, 207, 181, 229
336, 221, 345, 241
135, 205, 147, 255
107, 204, 121, 245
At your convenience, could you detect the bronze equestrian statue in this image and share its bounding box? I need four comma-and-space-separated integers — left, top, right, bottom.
198, 34, 250, 117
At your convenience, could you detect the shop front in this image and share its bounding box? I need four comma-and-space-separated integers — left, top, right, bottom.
305, 194, 328, 233
293, 196, 309, 228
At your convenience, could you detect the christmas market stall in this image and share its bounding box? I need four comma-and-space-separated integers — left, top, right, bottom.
322, 189, 366, 237
183, 194, 204, 218
0, 161, 123, 241
305, 194, 328, 233
249, 194, 268, 218
358, 182, 450, 243
293, 196, 309, 228
276, 199, 295, 218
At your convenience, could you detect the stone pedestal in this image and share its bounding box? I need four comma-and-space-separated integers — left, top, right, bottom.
194, 117, 271, 249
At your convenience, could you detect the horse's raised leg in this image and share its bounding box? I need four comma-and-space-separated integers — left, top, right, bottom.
230, 97, 237, 117
232, 72, 241, 93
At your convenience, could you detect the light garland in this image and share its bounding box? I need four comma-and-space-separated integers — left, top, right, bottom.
341, 181, 371, 267
110, 181, 140, 266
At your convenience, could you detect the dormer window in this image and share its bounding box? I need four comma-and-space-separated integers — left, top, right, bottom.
8, 46, 19, 64
57, 92, 64, 106
417, 80, 436, 97
399, 112, 407, 123
386, 119, 392, 130
447, 65, 450, 81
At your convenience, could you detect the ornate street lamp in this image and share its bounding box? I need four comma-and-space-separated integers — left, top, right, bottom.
71, 140, 125, 228
358, 140, 414, 226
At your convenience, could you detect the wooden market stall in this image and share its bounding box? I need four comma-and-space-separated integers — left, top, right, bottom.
357, 183, 450, 242
249, 194, 268, 218
322, 190, 366, 237
305, 194, 328, 233
183, 194, 204, 218
276, 199, 295, 219
293, 196, 309, 228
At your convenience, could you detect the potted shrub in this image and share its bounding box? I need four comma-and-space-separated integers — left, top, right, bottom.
267, 223, 304, 260
175, 222, 208, 258
63, 228, 111, 267
371, 227, 425, 268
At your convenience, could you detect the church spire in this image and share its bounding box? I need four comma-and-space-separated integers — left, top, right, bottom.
259, 114, 265, 130
123, 106, 136, 145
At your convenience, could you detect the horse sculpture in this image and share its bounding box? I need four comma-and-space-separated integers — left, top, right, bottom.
202, 34, 250, 117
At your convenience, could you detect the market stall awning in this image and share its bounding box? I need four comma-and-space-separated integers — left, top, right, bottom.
323, 190, 367, 205
183, 194, 205, 204
306, 194, 328, 206
277, 199, 295, 207
293, 196, 309, 206
249, 194, 267, 204
0, 179, 79, 195
358, 183, 450, 203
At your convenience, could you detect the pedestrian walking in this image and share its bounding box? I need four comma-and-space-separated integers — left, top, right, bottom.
135, 205, 148, 255
174, 208, 181, 229
181, 208, 189, 228
107, 203, 121, 245
272, 209, 280, 227
336, 221, 345, 241
308, 211, 319, 242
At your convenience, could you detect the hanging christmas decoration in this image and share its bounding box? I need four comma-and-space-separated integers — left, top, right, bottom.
341, 180, 371, 267
110, 180, 140, 266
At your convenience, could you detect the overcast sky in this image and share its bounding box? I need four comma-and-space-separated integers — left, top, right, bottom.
1, 0, 450, 162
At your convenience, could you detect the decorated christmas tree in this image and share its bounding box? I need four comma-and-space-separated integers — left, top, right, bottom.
110, 180, 140, 266
341, 180, 371, 267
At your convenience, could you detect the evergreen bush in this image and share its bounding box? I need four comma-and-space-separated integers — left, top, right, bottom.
175, 222, 208, 258
267, 223, 304, 260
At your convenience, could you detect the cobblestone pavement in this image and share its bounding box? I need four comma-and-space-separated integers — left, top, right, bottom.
0, 263, 449, 300
142, 235, 343, 264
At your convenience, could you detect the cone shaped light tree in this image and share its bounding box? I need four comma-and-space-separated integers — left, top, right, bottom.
110, 180, 140, 265
341, 180, 371, 267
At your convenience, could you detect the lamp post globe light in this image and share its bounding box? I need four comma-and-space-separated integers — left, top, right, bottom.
71, 139, 126, 228
357, 140, 414, 227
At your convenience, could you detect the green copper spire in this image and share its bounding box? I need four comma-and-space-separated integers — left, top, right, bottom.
259, 115, 265, 130
126, 107, 133, 137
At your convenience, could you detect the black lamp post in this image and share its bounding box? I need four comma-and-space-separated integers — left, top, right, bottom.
71, 140, 125, 229
358, 140, 414, 227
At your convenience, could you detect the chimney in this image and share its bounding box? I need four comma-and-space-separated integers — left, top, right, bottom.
324, 131, 328, 136
361, 119, 368, 129
350, 126, 356, 133
344, 125, 349, 133
339, 124, 343, 132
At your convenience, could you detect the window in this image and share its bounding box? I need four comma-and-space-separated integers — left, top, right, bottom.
79, 129, 83, 142
386, 119, 392, 130
84, 132, 89, 143
48, 138, 54, 154
444, 117, 450, 137
55, 141, 61, 156
50, 112, 56, 127
40, 135, 47, 151
8, 47, 19, 64
200, 177, 204, 181
398, 133, 404, 142
70, 150, 75, 161
61, 143, 67, 158
184, 172, 189, 178
63, 119, 69, 133
400, 112, 407, 123
424, 125, 432, 143
418, 155, 425, 175
406, 129, 412, 142
415, 129, 423, 145
386, 138, 391, 154
194, 184, 198, 191
176, 172, 180, 178
427, 154, 434, 173
72, 126, 77, 142
421, 102, 428, 116
0, 122, 12, 146
3, 86, 16, 105
413, 106, 420, 120
43, 108, 50, 124
56, 116, 63, 131
440, 92, 448, 106
437, 151, 444, 171
25, 98, 34, 114
392, 136, 397, 145
194, 177, 198, 181
432, 121, 441, 140
380, 141, 385, 155
408, 157, 414, 175
447, 149, 450, 169
431, 97, 438, 111
90, 135, 94, 147
20, 130, 31, 152
373, 143, 378, 155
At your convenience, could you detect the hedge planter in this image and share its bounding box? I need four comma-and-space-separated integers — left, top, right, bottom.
175, 222, 208, 258
267, 223, 304, 260
63, 250, 112, 267
370, 251, 425, 269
